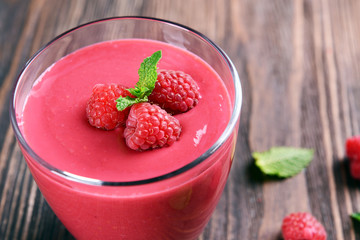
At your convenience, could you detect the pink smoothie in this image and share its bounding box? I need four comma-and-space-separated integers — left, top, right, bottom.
20, 39, 236, 239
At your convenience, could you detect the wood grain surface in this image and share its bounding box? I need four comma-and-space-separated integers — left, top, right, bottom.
1, 0, 360, 239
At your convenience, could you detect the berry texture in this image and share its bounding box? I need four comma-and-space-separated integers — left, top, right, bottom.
149, 70, 201, 113
124, 102, 182, 151
86, 84, 133, 130
281, 212, 327, 240
346, 136, 360, 179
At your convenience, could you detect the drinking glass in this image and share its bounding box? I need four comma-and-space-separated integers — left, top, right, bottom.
10, 17, 242, 240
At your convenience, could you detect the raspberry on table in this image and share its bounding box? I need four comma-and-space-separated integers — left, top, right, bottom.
346, 136, 360, 179
350, 160, 360, 179
86, 84, 133, 130
149, 70, 201, 113
281, 212, 327, 240
346, 136, 360, 161
124, 102, 182, 151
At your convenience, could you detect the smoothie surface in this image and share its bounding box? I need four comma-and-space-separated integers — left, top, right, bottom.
21, 39, 231, 181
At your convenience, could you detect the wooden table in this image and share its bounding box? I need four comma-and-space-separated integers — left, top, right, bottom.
1, 0, 360, 239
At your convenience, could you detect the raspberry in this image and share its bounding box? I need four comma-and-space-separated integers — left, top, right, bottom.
346, 136, 360, 179
281, 212, 327, 240
124, 102, 181, 151
86, 84, 133, 130
350, 161, 360, 179
346, 136, 360, 161
149, 70, 201, 113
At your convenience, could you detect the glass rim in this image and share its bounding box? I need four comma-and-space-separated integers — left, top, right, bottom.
9, 16, 242, 186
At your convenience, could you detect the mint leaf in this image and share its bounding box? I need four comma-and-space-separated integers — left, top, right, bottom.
116, 50, 162, 111
351, 213, 360, 222
116, 96, 148, 111
130, 50, 162, 98
253, 147, 314, 178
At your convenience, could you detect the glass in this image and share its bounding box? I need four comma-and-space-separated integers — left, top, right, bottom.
10, 17, 242, 240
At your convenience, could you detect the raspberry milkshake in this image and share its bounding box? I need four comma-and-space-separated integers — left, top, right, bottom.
10, 18, 242, 240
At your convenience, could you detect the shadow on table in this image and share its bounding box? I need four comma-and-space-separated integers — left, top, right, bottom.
333, 157, 360, 239
246, 160, 289, 183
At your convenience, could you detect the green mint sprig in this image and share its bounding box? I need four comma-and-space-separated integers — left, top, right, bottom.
253, 147, 314, 178
116, 50, 162, 111
351, 213, 360, 222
